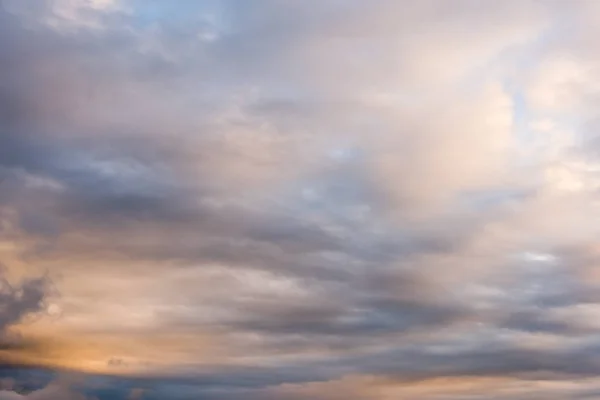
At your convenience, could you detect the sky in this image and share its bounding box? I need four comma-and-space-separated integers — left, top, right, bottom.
3, 0, 600, 399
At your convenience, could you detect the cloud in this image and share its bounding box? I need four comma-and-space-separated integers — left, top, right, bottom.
0, 380, 88, 400
0, 273, 49, 345
4, 1, 600, 399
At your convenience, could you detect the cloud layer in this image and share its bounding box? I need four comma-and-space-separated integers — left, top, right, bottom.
3, 0, 600, 399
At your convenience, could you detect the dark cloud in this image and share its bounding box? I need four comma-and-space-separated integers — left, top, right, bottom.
0, 274, 49, 338
222, 268, 470, 341
0, 266, 50, 367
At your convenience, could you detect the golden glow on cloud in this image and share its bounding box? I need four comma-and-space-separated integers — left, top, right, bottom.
4, 1, 600, 399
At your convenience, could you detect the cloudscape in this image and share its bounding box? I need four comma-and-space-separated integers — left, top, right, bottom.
3, 0, 600, 399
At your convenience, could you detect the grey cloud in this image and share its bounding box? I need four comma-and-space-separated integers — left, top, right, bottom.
501, 310, 580, 335
84, 338, 600, 395
1, 0, 479, 260
3, 1, 600, 400
0, 272, 49, 350
0, 381, 90, 400
223, 268, 470, 342
0, 276, 47, 333
0, 0, 494, 379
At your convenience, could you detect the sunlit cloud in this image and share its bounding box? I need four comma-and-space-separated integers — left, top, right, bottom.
3, 0, 600, 399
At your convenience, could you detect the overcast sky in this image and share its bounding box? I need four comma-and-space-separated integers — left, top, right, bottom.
3, 0, 600, 399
